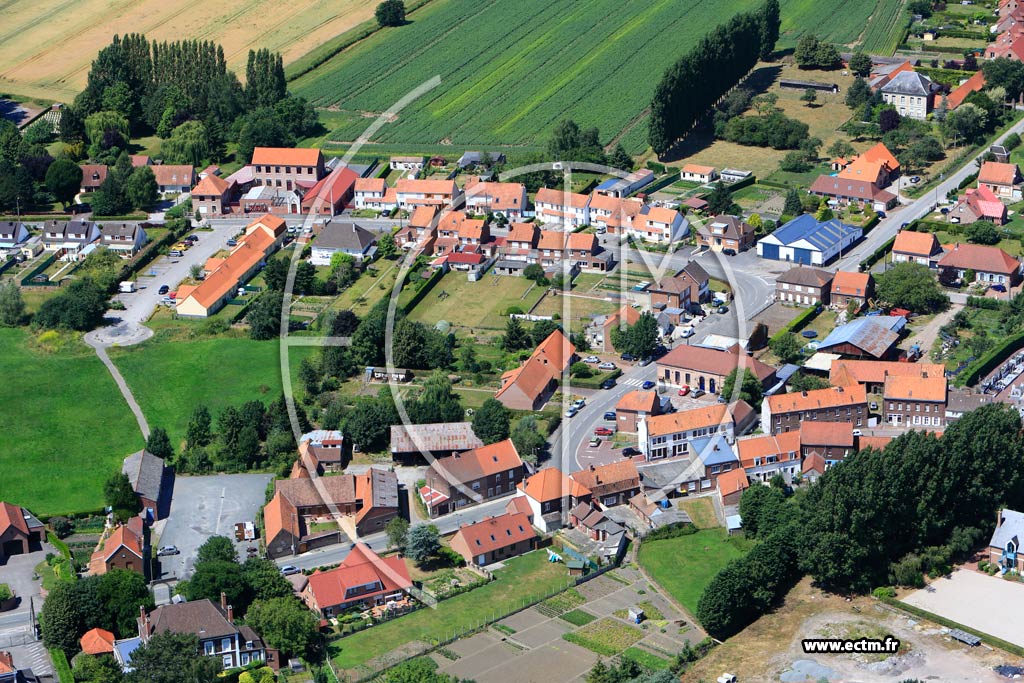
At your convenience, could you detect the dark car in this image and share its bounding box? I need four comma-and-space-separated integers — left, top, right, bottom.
226, 238, 238, 246
601, 378, 616, 390
992, 284, 1008, 292
641, 380, 656, 390
722, 248, 737, 256
620, 352, 637, 362
717, 305, 729, 314
603, 411, 616, 421
876, 211, 886, 218
622, 447, 641, 457
157, 285, 170, 295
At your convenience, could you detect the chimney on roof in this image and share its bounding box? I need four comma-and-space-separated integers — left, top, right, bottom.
802, 391, 808, 397
220, 592, 228, 611
227, 605, 234, 623
589, 464, 595, 471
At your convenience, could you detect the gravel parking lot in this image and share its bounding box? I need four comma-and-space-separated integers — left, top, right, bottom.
155, 473, 272, 579
903, 568, 1024, 648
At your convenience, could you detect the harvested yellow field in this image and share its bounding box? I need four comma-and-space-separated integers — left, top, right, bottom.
0, 0, 376, 102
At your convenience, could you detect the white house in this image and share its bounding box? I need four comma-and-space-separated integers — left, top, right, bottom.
534, 187, 591, 229
395, 179, 460, 209
310, 221, 378, 265
354, 178, 395, 210
629, 205, 689, 243
513, 468, 588, 533
100, 223, 148, 257
757, 215, 862, 266
0, 221, 30, 249
680, 164, 717, 183
42, 220, 101, 261
389, 156, 425, 172
464, 181, 528, 219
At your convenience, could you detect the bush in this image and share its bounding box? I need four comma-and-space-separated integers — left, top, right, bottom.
0, 584, 12, 601
872, 586, 896, 599
50, 517, 72, 539
1005, 132, 1022, 151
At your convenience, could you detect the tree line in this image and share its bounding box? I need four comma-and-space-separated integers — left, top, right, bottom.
647, 0, 779, 156
696, 404, 1024, 639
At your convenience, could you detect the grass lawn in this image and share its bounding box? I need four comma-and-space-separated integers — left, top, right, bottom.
329, 549, 572, 672
0, 328, 142, 516
562, 617, 644, 657
329, 261, 402, 317
638, 528, 754, 615
622, 646, 672, 670
109, 336, 315, 449
677, 497, 719, 529
531, 293, 617, 327
406, 270, 546, 331
802, 309, 837, 341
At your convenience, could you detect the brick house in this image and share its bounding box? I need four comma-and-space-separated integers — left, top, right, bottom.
883, 373, 947, 428
937, 243, 1022, 287
716, 468, 750, 506
513, 468, 591, 533
775, 266, 833, 306
88, 518, 145, 577
302, 544, 412, 617
615, 390, 661, 432
736, 430, 802, 483
0, 502, 45, 564
600, 305, 641, 352
464, 180, 528, 219
696, 215, 756, 253
951, 185, 1008, 225
978, 161, 1022, 200
191, 173, 231, 216
799, 421, 854, 465
420, 439, 525, 517
830, 271, 874, 311
657, 344, 776, 395
761, 385, 868, 434
449, 512, 538, 566
570, 460, 641, 508
495, 330, 576, 410
829, 360, 946, 394
640, 401, 755, 460
251, 147, 324, 191
891, 230, 943, 268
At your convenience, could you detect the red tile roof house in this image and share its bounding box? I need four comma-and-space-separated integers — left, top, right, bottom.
799, 421, 855, 466
80, 628, 116, 656
151, 164, 194, 195
978, 161, 1022, 200
588, 195, 643, 234
830, 271, 874, 312
353, 178, 394, 211
301, 544, 412, 617
449, 512, 538, 567
883, 373, 948, 429
534, 188, 591, 229
88, 517, 146, 577
716, 467, 750, 506
615, 390, 662, 433
891, 230, 943, 268
0, 502, 45, 563
302, 166, 359, 217
569, 460, 641, 508
251, 147, 325, 191
420, 439, 526, 517
761, 385, 868, 435
192, 173, 232, 217
79, 164, 108, 192
513, 468, 591, 533
640, 401, 756, 460
656, 344, 776, 395
680, 164, 717, 183
737, 430, 802, 483
951, 185, 1008, 226
395, 179, 461, 209
495, 329, 576, 410
463, 180, 528, 219
937, 243, 1022, 288
830, 359, 946, 395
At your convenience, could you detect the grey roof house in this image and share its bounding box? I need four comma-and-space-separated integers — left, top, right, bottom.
122, 450, 171, 521
0, 222, 29, 249
989, 508, 1024, 574
310, 221, 378, 265
879, 71, 940, 120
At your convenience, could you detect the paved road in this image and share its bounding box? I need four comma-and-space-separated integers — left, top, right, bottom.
836, 114, 1024, 273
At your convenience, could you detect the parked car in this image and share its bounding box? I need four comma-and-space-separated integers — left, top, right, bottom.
280, 565, 301, 576
678, 385, 690, 396
622, 447, 640, 457
717, 305, 729, 314
852, 429, 863, 437
876, 211, 886, 219
226, 238, 238, 246
722, 248, 737, 256
583, 355, 601, 364
158, 285, 170, 295
588, 437, 601, 447
691, 388, 705, 398
870, 402, 878, 411
594, 427, 614, 436
940, 207, 950, 215
638, 357, 652, 366
572, 398, 586, 409
565, 406, 580, 418
157, 545, 179, 556
598, 361, 617, 371
992, 284, 1007, 292
168, 250, 183, 258
910, 176, 921, 184
601, 378, 616, 390
603, 411, 616, 421
641, 380, 656, 390
620, 352, 637, 362
679, 327, 694, 338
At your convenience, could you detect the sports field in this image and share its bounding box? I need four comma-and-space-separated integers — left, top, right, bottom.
293, 0, 908, 152
0, 0, 377, 101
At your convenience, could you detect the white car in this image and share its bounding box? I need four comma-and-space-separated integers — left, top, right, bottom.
565, 406, 580, 418
280, 565, 301, 576
572, 399, 586, 409
583, 355, 601, 364
598, 361, 616, 371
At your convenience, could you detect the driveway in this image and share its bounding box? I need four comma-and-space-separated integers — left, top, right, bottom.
155, 473, 273, 579
0, 546, 51, 633
87, 220, 241, 346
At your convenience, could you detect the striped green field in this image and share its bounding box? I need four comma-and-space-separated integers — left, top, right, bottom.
293, 0, 907, 152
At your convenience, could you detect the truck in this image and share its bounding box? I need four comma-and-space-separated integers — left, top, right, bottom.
119, 281, 136, 293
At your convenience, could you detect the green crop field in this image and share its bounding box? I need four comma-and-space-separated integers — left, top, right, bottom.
859, 0, 911, 55
0, 329, 142, 516
294, 0, 906, 153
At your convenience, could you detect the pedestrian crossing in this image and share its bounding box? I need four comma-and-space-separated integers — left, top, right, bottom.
620, 377, 654, 388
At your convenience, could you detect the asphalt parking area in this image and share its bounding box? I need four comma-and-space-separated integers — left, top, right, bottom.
155, 473, 272, 579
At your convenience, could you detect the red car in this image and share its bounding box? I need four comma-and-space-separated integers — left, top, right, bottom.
594, 427, 614, 436
678, 385, 690, 396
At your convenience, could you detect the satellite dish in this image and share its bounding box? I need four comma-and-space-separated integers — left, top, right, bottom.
435, 320, 450, 334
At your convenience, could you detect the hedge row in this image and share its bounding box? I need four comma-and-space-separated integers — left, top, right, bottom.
570, 368, 623, 390
401, 264, 447, 314
898, 43, 974, 54
877, 595, 1024, 658
726, 174, 757, 193
861, 213, 881, 235
966, 295, 1003, 310
955, 327, 1024, 387
646, 161, 667, 174
632, 173, 679, 197
860, 235, 896, 271
769, 305, 820, 345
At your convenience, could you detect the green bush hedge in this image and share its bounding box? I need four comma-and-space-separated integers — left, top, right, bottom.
769, 305, 820, 345
570, 368, 622, 390
646, 161, 667, 174
955, 328, 1024, 386
401, 266, 446, 314
49, 649, 72, 683
860, 235, 896, 271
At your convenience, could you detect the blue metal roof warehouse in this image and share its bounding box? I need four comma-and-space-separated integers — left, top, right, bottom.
756, 214, 862, 265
